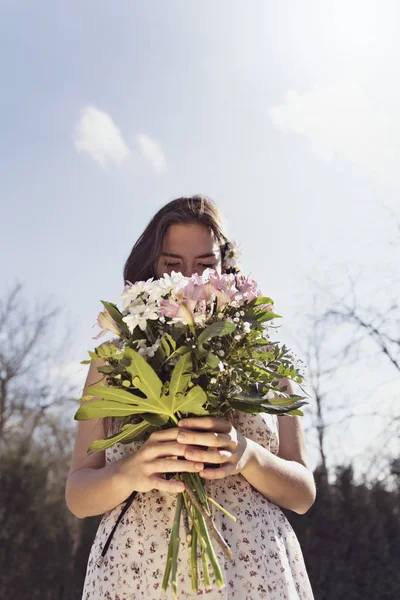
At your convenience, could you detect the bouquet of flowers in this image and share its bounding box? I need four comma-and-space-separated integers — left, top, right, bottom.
75, 269, 307, 598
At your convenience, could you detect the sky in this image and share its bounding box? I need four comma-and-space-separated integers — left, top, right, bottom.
1, 0, 399, 475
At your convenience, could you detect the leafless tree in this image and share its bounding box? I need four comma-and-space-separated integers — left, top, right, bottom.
0, 283, 78, 458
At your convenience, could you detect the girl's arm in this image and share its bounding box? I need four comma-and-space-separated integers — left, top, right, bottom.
240, 414, 316, 514
176, 378, 316, 515
65, 361, 206, 519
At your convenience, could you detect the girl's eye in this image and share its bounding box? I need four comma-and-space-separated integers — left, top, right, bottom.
199, 263, 217, 269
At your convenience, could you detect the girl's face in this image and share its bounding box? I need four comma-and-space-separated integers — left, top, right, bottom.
155, 223, 222, 278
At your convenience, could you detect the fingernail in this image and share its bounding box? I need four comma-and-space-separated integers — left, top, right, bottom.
177, 432, 186, 441
195, 463, 203, 470
178, 420, 187, 427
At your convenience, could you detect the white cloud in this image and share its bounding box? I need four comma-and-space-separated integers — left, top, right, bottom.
136, 133, 167, 175
268, 81, 398, 174
73, 105, 130, 169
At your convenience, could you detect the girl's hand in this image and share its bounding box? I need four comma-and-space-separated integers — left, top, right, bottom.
119, 427, 205, 494
176, 417, 251, 480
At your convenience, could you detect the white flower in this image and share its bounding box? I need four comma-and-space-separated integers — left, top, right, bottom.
243, 321, 251, 333
148, 271, 187, 302
120, 278, 153, 308
122, 301, 159, 332
135, 338, 160, 358
210, 377, 217, 384
218, 361, 225, 372
193, 312, 207, 327
223, 240, 242, 270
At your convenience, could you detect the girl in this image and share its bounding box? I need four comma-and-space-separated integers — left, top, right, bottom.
66, 196, 315, 599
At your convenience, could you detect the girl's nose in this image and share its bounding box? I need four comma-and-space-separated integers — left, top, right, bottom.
181, 265, 194, 277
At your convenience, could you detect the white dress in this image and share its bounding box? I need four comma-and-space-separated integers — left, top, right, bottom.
82, 412, 314, 599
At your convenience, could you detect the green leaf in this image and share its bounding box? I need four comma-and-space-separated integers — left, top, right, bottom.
266, 395, 302, 407
75, 400, 144, 420
169, 353, 193, 402
165, 345, 191, 363
77, 346, 214, 425
252, 309, 282, 323
141, 413, 169, 426
97, 366, 116, 375
124, 347, 163, 405
230, 400, 306, 415
173, 385, 208, 415
206, 352, 220, 368
251, 296, 275, 307
82, 385, 142, 405
285, 409, 304, 416
99, 343, 111, 358
88, 422, 152, 452
164, 333, 176, 351
197, 321, 236, 347
160, 336, 171, 359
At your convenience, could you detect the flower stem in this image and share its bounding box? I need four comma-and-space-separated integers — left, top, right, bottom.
190, 526, 198, 592
161, 493, 183, 595
183, 479, 234, 562
196, 510, 225, 589
201, 545, 211, 589
206, 495, 237, 521
182, 503, 192, 545
185, 472, 208, 507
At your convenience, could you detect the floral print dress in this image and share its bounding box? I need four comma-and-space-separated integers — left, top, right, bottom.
82, 412, 314, 599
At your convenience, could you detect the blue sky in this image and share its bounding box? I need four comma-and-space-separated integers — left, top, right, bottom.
1, 1, 399, 473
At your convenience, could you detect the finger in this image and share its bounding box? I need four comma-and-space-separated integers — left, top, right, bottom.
177, 430, 231, 448
148, 427, 181, 442
178, 417, 231, 433
143, 441, 189, 461
184, 447, 232, 464
153, 458, 204, 473
200, 463, 233, 480
150, 475, 185, 494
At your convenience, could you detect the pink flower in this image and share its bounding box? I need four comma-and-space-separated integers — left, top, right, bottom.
208, 271, 240, 310
93, 309, 121, 340
258, 302, 274, 312
159, 298, 196, 326
235, 274, 262, 302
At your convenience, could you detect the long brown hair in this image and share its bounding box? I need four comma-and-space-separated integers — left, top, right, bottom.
123, 196, 231, 285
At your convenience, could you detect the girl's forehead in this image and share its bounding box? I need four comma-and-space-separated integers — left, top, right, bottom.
162, 224, 220, 252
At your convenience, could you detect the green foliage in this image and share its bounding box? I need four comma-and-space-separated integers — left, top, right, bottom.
88, 422, 153, 452
197, 321, 237, 348
74, 348, 208, 447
